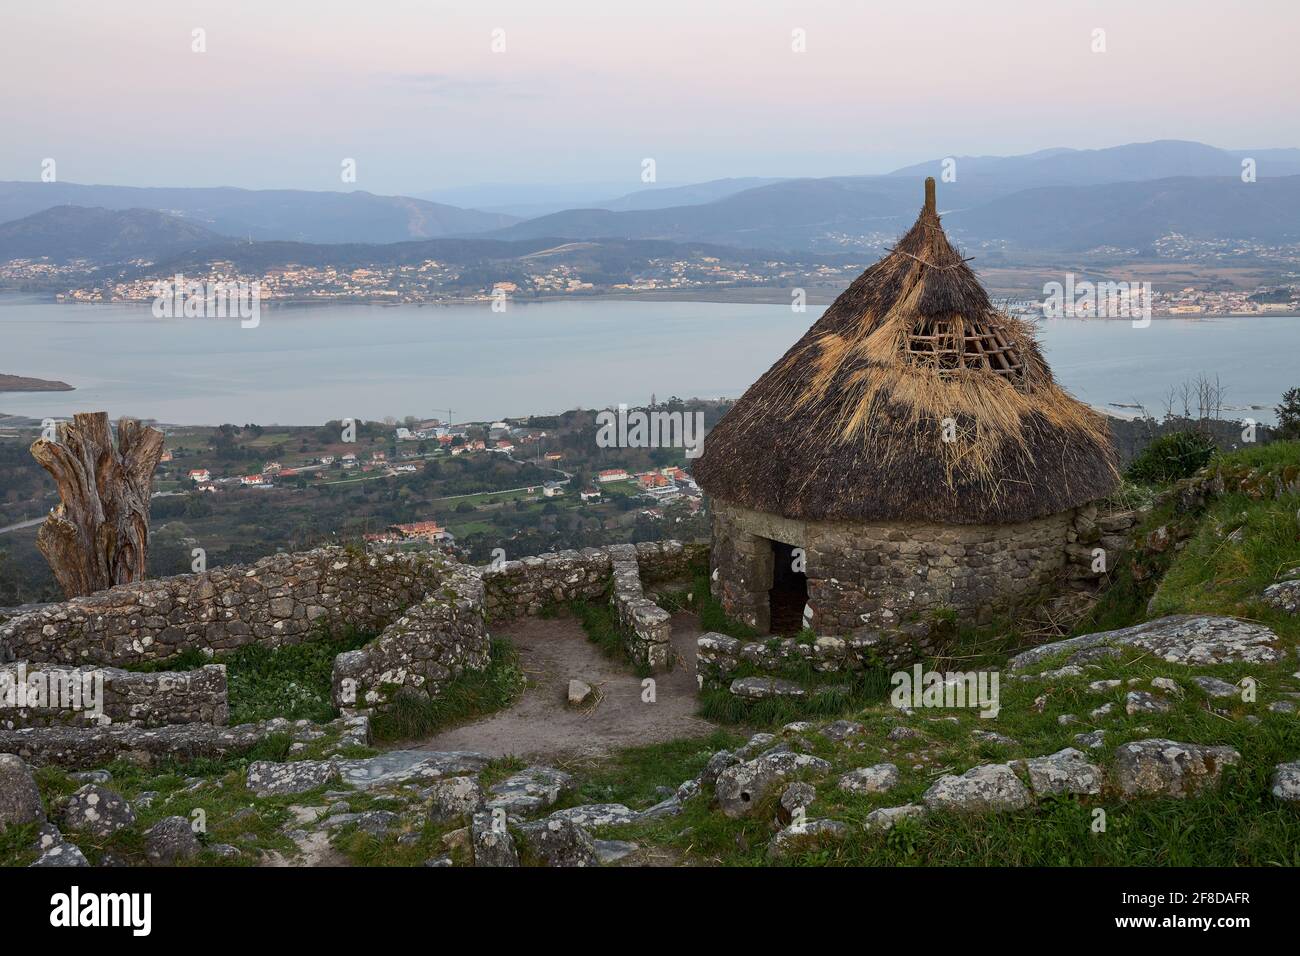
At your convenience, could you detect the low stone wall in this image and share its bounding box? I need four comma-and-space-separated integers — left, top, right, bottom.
480, 540, 702, 621
0, 662, 228, 729
609, 546, 673, 671
697, 622, 942, 690
0, 715, 371, 770
332, 564, 491, 713
0, 547, 448, 668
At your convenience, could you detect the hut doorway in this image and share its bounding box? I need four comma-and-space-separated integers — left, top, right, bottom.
768, 540, 807, 635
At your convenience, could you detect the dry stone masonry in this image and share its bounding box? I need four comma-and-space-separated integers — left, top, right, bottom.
0, 662, 227, 729
0, 547, 449, 667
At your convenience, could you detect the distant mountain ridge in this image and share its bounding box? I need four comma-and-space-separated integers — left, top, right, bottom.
482, 141, 1300, 252
0, 182, 517, 245
0, 206, 224, 263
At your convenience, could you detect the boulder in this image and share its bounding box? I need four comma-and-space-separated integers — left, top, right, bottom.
0, 754, 44, 830
424, 776, 485, 823
837, 763, 900, 796
1191, 676, 1239, 699
1113, 739, 1241, 798
470, 810, 519, 867
518, 817, 600, 867
700, 749, 739, 788
61, 784, 136, 838
246, 759, 338, 797
779, 782, 816, 817
487, 766, 572, 814
715, 751, 832, 818
922, 764, 1031, 813
822, 720, 864, 741
145, 816, 201, 864
593, 839, 639, 865
864, 804, 927, 832
1261, 579, 1300, 614
1018, 748, 1103, 796
1270, 761, 1300, 803
767, 819, 848, 859
1125, 691, 1172, 715
546, 804, 638, 828
30, 841, 89, 867
567, 679, 594, 707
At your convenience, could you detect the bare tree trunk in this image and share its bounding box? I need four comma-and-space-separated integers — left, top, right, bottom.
30, 412, 165, 598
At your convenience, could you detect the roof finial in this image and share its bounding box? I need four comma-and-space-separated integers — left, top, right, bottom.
924, 176, 936, 215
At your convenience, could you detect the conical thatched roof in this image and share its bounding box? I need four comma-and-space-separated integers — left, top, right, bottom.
694, 178, 1118, 525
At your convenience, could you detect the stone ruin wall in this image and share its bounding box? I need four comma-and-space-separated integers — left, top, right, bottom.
0, 662, 228, 730
0, 540, 703, 746
0, 547, 448, 668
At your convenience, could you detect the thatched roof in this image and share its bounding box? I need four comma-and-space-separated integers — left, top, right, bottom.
694, 178, 1118, 525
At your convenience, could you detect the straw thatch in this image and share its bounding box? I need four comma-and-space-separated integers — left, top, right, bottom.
694, 179, 1118, 525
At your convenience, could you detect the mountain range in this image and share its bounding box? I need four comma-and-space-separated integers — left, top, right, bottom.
3, 140, 1299, 264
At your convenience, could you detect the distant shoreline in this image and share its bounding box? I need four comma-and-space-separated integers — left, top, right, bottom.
12, 287, 1300, 318
0, 373, 73, 393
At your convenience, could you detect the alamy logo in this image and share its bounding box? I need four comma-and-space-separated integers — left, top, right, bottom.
0, 664, 106, 723
49, 886, 151, 936
152, 273, 261, 328
595, 403, 705, 459
1042, 274, 1151, 327
890, 664, 1000, 718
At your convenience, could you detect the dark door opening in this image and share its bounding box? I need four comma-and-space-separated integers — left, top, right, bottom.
768, 540, 808, 635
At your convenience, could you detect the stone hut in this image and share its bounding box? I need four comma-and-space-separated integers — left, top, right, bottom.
694, 179, 1118, 633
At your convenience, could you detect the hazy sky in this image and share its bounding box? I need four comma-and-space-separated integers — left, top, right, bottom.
2, 0, 1296, 196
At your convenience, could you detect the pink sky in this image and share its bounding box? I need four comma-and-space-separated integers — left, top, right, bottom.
1, 0, 1295, 194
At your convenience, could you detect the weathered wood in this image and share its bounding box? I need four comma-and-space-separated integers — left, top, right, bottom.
30, 412, 165, 598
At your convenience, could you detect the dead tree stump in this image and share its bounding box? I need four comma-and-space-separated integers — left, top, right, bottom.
30, 412, 165, 598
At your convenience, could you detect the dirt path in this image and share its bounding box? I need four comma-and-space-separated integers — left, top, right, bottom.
412, 611, 716, 761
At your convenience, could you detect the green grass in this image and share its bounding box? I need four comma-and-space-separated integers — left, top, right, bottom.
368, 637, 526, 743
568, 595, 654, 677
224, 628, 377, 724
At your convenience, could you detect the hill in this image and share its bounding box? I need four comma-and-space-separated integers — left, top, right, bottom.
0, 182, 517, 245
0, 206, 225, 263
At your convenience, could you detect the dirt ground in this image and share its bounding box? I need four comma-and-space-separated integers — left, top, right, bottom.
412, 611, 717, 761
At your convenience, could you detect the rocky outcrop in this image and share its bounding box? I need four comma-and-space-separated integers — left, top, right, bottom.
487, 766, 573, 814
715, 751, 832, 818
0, 754, 44, 829
517, 817, 600, 867
1016, 748, 1103, 797
1112, 739, 1241, 798
837, 763, 900, 795
144, 816, 201, 864
1271, 761, 1300, 802
922, 764, 1031, 813
470, 810, 519, 867
1261, 577, 1300, 615
1008, 615, 1283, 672
60, 784, 136, 837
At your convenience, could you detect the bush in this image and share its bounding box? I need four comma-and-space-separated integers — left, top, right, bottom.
1125, 430, 1218, 485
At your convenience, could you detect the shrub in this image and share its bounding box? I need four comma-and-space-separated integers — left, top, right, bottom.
1276, 387, 1300, 440
1125, 430, 1218, 485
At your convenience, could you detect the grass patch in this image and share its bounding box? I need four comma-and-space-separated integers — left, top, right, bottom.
369, 637, 525, 743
